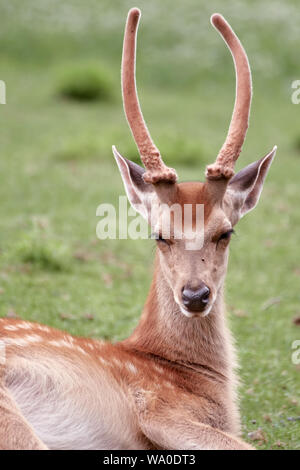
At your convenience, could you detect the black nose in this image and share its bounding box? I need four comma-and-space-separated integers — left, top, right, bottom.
182, 283, 210, 312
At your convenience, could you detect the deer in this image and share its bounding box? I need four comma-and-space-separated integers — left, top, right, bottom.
0, 8, 276, 450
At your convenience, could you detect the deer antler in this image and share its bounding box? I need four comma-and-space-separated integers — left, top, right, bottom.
206, 14, 252, 181
121, 8, 177, 184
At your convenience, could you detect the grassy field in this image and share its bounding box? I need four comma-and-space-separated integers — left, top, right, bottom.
0, 0, 299, 449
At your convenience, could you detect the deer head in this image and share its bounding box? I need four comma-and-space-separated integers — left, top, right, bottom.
113, 8, 276, 319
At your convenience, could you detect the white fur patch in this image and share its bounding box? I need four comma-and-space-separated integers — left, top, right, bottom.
126, 362, 137, 374
49, 339, 74, 349
112, 358, 122, 368
75, 346, 88, 356
4, 334, 42, 347
3, 321, 51, 333
0, 340, 6, 365
153, 364, 164, 374
164, 381, 174, 389
35, 325, 51, 333
18, 322, 34, 330
3, 324, 20, 331
98, 357, 109, 367
48, 339, 88, 356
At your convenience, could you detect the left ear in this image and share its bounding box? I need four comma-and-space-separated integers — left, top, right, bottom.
225, 146, 277, 224
112, 146, 156, 221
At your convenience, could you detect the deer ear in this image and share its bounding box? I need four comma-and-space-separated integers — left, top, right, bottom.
226, 146, 277, 224
112, 146, 156, 221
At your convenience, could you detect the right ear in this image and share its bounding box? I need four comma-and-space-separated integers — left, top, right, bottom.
112, 146, 156, 221
225, 146, 277, 225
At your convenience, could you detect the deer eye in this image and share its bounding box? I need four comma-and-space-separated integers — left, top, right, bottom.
151, 233, 167, 243
217, 229, 235, 243
157, 234, 169, 244
152, 233, 171, 246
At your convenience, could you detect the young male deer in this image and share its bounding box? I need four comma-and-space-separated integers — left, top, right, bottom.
0, 9, 276, 450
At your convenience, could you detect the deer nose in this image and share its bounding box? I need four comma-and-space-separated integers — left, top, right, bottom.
182, 283, 211, 312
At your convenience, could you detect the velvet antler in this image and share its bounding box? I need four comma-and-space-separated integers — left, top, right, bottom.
206, 14, 252, 181
121, 8, 177, 184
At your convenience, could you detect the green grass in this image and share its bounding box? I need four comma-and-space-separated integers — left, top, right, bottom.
57, 61, 114, 102
0, 0, 299, 450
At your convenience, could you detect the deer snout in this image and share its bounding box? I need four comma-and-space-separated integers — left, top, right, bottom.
182, 283, 210, 312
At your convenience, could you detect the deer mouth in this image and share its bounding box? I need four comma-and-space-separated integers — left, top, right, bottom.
178, 303, 213, 319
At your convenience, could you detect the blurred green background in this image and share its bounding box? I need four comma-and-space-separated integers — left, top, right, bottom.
0, 0, 299, 449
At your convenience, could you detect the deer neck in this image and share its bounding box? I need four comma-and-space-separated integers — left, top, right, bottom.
124, 252, 235, 378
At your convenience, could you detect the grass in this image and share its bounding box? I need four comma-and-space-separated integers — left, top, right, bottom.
0, 0, 299, 450
57, 62, 114, 102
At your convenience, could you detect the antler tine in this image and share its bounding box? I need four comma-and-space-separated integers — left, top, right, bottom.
121, 8, 177, 184
206, 14, 252, 181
